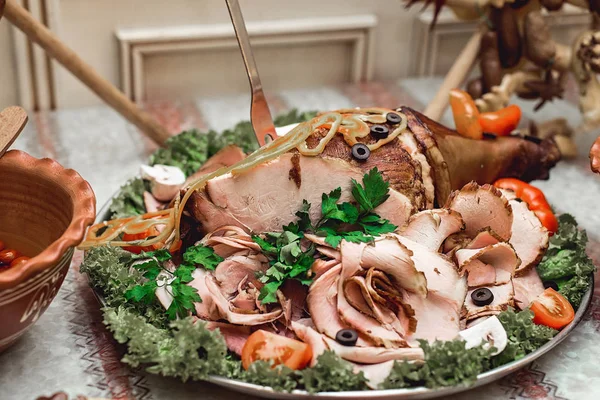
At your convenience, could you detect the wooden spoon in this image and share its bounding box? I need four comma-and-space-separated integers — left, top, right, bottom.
0, 106, 28, 158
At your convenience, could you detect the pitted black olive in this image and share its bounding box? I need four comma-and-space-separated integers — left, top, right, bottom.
370, 124, 389, 139
351, 143, 370, 161
471, 288, 494, 306
386, 112, 402, 125
336, 329, 358, 346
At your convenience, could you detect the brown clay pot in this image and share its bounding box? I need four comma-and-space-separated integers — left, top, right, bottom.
0, 150, 95, 352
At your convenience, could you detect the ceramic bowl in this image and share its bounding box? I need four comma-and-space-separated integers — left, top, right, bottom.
0, 150, 96, 352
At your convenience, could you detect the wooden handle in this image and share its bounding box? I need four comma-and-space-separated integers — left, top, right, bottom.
3, 0, 170, 146
0, 106, 28, 158
424, 28, 485, 121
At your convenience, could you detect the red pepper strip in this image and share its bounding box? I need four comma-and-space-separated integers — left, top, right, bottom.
590, 135, 600, 174
478, 104, 522, 137
493, 178, 558, 234
449, 89, 483, 140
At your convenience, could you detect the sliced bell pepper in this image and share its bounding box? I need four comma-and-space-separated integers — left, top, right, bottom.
478, 104, 522, 136
449, 89, 483, 140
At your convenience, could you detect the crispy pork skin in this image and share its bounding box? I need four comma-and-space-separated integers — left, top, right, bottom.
401, 107, 560, 205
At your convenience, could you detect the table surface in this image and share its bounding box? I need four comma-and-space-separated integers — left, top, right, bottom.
3, 78, 600, 400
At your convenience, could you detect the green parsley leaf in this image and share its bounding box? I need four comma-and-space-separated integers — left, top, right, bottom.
125, 280, 158, 303
183, 244, 224, 271
351, 167, 390, 213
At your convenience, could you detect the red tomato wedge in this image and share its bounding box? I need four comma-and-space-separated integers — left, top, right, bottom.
530, 288, 575, 329
242, 330, 312, 370
122, 226, 161, 254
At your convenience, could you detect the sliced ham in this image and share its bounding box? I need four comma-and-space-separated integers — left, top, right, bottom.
143, 191, 165, 213
205, 275, 283, 325
344, 275, 408, 337
280, 279, 308, 322
464, 281, 515, 320
465, 228, 503, 249
512, 268, 545, 310
214, 254, 266, 296
405, 291, 463, 343
455, 242, 520, 285
291, 321, 328, 367
361, 237, 428, 297
311, 259, 339, 280
503, 191, 549, 274
191, 153, 413, 234
446, 182, 513, 241
188, 269, 221, 320
398, 209, 464, 252
397, 130, 435, 208
339, 241, 407, 348
464, 260, 497, 288
354, 361, 395, 390
322, 336, 424, 364
201, 225, 261, 258
397, 236, 467, 310
205, 321, 250, 356
307, 264, 370, 347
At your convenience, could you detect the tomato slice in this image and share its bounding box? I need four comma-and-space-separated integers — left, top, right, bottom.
242, 330, 312, 370
530, 288, 575, 329
122, 226, 161, 254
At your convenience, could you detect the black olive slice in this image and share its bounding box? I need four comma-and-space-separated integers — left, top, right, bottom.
351, 143, 370, 161
471, 288, 494, 306
386, 112, 402, 125
336, 329, 358, 346
370, 124, 389, 139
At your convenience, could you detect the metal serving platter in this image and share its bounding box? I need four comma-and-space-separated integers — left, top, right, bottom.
90, 195, 593, 399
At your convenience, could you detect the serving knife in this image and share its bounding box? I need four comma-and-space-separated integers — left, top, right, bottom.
225, 0, 276, 147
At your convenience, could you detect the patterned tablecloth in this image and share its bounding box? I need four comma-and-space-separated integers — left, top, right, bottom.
3, 78, 600, 400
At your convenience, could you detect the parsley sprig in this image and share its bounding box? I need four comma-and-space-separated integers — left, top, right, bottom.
253, 168, 397, 304
125, 244, 223, 320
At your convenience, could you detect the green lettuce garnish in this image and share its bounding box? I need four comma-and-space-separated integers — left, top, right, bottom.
491, 308, 557, 367
537, 214, 596, 308
381, 340, 494, 389
107, 178, 148, 219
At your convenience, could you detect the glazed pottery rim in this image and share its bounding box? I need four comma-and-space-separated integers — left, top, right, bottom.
0, 150, 96, 289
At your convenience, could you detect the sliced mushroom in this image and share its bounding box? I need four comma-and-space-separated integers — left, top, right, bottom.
140, 164, 186, 201
458, 315, 508, 355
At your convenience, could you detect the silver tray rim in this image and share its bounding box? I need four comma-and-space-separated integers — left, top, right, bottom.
89, 193, 594, 399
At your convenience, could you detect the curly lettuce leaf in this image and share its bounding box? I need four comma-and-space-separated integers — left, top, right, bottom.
80, 246, 168, 327
273, 109, 318, 126
241, 361, 299, 392
299, 351, 368, 393
108, 178, 147, 219
381, 339, 494, 390
491, 308, 557, 367
150, 130, 210, 176
537, 214, 596, 308
103, 306, 230, 381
